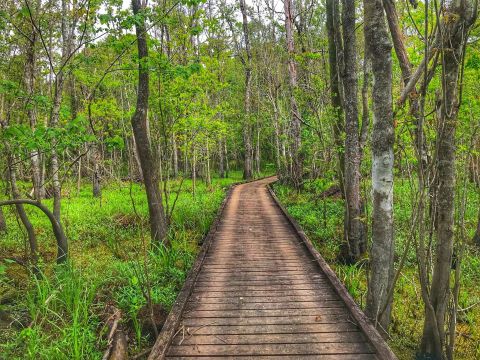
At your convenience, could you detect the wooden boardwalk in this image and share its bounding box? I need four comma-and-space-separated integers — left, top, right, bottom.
149, 177, 397, 360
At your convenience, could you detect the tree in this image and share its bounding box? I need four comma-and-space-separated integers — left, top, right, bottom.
339, 0, 366, 262
364, 0, 395, 334
284, 0, 302, 188
325, 0, 345, 193
131, 0, 169, 246
239, 0, 253, 180
419, 1, 477, 358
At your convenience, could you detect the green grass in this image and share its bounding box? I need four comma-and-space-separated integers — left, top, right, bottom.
273, 178, 480, 360
0, 171, 256, 359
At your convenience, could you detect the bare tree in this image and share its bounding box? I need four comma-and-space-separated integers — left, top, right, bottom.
364, 0, 395, 334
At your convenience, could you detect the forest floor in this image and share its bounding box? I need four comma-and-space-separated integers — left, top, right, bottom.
273, 178, 480, 360
0, 171, 275, 359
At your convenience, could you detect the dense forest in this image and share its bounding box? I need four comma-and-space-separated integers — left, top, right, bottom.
0, 0, 479, 359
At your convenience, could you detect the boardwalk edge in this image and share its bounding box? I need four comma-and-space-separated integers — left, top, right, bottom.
267, 182, 398, 360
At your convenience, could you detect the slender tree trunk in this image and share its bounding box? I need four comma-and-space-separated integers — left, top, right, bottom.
339, 0, 366, 262
255, 125, 260, 175
206, 140, 211, 186
473, 206, 480, 247
420, 3, 477, 357
131, 0, 168, 246
25, 12, 44, 201
326, 0, 345, 193
383, 0, 429, 170
92, 143, 101, 198
284, 0, 302, 188
239, 0, 253, 180
192, 146, 197, 197
8, 154, 38, 268
0, 206, 6, 232
224, 141, 229, 178
0, 199, 68, 263
49, 0, 72, 221
172, 132, 178, 178
219, 139, 225, 178
364, 0, 395, 334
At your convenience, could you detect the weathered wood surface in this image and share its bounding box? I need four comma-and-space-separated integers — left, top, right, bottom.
149, 177, 397, 359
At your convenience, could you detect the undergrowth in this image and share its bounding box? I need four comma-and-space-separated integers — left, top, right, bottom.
0, 172, 251, 359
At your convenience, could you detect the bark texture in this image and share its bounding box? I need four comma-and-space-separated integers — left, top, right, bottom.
364, 0, 395, 334
340, 0, 366, 262
131, 0, 168, 246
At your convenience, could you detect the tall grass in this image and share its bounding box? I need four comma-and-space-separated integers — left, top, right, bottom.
1, 172, 248, 358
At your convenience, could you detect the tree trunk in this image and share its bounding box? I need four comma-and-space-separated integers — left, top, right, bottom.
49, 0, 72, 221
224, 141, 229, 178
382, 0, 429, 171
420, 3, 478, 358
219, 139, 225, 178
172, 132, 178, 178
0, 199, 68, 263
364, 0, 395, 334
192, 146, 197, 197
0, 206, 6, 232
284, 0, 302, 188
339, 0, 366, 262
25, 11, 45, 201
92, 143, 102, 198
473, 207, 480, 246
239, 0, 253, 180
206, 140, 211, 186
8, 154, 38, 268
131, 0, 168, 246
326, 0, 345, 194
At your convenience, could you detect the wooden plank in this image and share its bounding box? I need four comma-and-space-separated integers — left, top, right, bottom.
190, 289, 338, 298
171, 332, 367, 345
192, 285, 333, 293
197, 274, 324, 281
185, 300, 345, 311
183, 308, 348, 319
174, 322, 359, 335
180, 314, 355, 326
194, 280, 328, 286
166, 355, 378, 360
167, 342, 375, 356
188, 295, 340, 304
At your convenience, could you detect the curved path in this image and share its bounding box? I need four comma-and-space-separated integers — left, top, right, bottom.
150, 177, 396, 359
